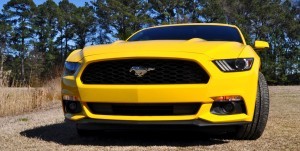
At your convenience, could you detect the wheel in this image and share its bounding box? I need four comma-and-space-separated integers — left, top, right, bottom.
235, 72, 269, 140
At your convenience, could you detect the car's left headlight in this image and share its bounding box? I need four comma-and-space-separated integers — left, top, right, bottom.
64, 62, 81, 76
213, 58, 254, 72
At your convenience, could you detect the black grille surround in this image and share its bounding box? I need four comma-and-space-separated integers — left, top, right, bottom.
81, 59, 209, 84
87, 103, 201, 116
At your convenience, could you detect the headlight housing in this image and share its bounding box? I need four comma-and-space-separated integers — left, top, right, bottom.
64, 62, 81, 76
213, 58, 254, 72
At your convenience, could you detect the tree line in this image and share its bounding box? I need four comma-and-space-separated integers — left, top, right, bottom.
0, 0, 299, 86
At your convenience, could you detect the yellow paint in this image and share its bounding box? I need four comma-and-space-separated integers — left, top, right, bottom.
254, 40, 270, 50
62, 23, 262, 124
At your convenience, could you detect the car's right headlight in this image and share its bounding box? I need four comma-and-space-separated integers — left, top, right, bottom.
64, 62, 81, 76
213, 58, 254, 72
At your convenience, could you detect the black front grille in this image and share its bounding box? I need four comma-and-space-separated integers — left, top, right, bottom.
87, 103, 201, 116
81, 59, 209, 84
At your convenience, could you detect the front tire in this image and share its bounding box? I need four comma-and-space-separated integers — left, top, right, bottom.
236, 72, 269, 140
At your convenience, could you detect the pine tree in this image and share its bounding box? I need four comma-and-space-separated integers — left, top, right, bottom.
57, 0, 76, 62
30, 0, 60, 83
33, 0, 59, 53
93, 0, 154, 40
73, 3, 96, 48
3, 0, 36, 84
0, 12, 11, 85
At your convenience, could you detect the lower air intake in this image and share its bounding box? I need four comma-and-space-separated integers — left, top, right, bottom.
87, 103, 201, 116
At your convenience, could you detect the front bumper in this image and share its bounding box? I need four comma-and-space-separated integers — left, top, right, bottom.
65, 117, 249, 126
66, 118, 249, 132
62, 51, 259, 124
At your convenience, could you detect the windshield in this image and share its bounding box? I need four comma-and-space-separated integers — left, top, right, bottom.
127, 25, 243, 43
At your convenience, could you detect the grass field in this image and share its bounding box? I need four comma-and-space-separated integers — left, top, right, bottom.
0, 78, 61, 117
0, 86, 299, 150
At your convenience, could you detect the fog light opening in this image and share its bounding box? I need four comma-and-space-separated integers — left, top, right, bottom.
64, 101, 82, 114
68, 102, 78, 111
210, 96, 246, 115
222, 102, 235, 113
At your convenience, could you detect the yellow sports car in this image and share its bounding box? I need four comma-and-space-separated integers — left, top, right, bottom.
62, 23, 270, 140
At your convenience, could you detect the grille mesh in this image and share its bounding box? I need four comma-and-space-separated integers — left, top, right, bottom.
81, 59, 209, 84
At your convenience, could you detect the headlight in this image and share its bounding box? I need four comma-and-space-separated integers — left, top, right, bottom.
64, 62, 81, 75
213, 58, 254, 72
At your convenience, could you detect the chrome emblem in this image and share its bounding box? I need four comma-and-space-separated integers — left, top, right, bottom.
129, 66, 155, 77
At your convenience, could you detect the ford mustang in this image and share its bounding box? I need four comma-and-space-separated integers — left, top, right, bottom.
62, 23, 270, 140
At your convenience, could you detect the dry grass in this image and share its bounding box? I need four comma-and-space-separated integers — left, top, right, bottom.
0, 86, 299, 151
0, 78, 61, 117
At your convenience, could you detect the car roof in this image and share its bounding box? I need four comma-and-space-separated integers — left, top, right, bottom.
145, 23, 238, 30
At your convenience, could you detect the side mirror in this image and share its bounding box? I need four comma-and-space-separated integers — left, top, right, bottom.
254, 40, 269, 50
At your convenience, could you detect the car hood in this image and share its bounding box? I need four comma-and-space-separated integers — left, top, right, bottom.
81, 40, 246, 60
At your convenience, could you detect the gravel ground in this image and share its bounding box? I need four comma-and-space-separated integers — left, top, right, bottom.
0, 86, 299, 151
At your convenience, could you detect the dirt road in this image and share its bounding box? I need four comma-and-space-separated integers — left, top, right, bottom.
0, 86, 299, 151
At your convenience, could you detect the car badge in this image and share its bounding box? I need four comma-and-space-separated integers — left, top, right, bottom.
129, 66, 155, 77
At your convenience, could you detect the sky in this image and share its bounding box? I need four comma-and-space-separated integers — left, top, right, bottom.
0, 0, 91, 9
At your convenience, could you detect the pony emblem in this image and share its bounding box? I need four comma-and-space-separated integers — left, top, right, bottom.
129, 66, 155, 77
